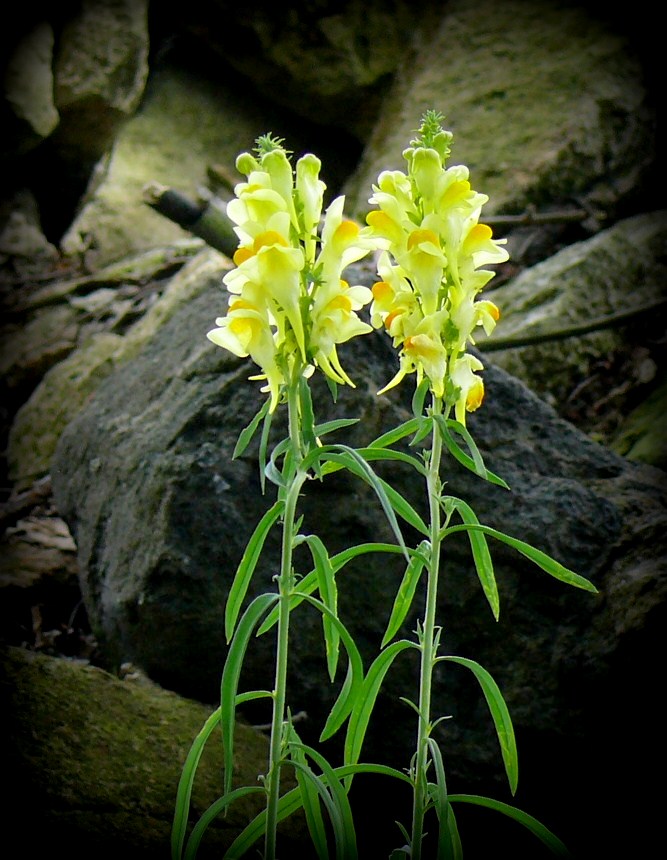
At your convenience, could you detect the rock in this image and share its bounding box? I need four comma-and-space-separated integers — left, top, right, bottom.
479, 210, 667, 412
0, 645, 308, 857
610, 372, 667, 469
6, 246, 228, 489
51, 0, 150, 175
58, 55, 315, 269
0, 189, 59, 280
51, 258, 666, 859
178, 0, 439, 141
342, 0, 656, 235
2, 21, 59, 154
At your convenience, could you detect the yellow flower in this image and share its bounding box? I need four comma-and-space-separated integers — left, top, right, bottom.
207, 297, 285, 412
449, 353, 486, 425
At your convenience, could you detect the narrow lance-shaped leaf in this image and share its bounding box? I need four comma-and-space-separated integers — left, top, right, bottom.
442, 656, 518, 795
448, 794, 572, 857
440, 523, 598, 593
291, 741, 359, 860
426, 738, 463, 860
287, 725, 330, 860
303, 534, 340, 681
381, 540, 430, 647
296, 593, 365, 742
258, 399, 274, 493
232, 398, 270, 459
183, 785, 264, 860
434, 414, 509, 489
220, 593, 279, 796
443, 496, 499, 621
172, 706, 222, 860
257, 542, 411, 636
225, 500, 284, 641
412, 376, 431, 418
321, 446, 411, 557
224, 763, 411, 859
344, 640, 416, 781
368, 417, 422, 450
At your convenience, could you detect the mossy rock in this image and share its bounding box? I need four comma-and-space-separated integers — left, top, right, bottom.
610, 375, 667, 470
0, 646, 306, 858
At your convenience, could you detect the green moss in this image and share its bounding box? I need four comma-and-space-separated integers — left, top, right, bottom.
1, 647, 305, 857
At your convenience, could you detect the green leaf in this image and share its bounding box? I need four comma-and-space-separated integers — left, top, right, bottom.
444, 497, 499, 621
299, 374, 318, 451
183, 786, 265, 860
224, 500, 284, 641
426, 739, 463, 860
233, 398, 271, 459
354, 446, 428, 476
440, 524, 598, 593
381, 540, 430, 647
448, 794, 572, 857
291, 741, 358, 860
257, 542, 410, 636
443, 656, 518, 794
344, 640, 415, 780
297, 593, 364, 742
220, 593, 279, 796
434, 415, 509, 489
368, 417, 422, 450
302, 535, 340, 681
223, 763, 411, 859
171, 706, 222, 860
412, 376, 431, 417
287, 726, 330, 860
321, 446, 411, 557
314, 418, 360, 438
235, 689, 272, 706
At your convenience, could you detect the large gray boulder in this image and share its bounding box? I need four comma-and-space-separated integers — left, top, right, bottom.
52, 259, 666, 859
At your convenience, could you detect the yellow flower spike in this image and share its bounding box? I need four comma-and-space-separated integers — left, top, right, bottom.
254, 242, 306, 359
462, 221, 509, 268
207, 301, 285, 412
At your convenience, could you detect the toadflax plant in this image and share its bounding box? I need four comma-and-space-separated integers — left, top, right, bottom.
172, 115, 598, 860
350, 110, 598, 857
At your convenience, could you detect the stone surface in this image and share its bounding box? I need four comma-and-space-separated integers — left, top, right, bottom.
0, 645, 308, 857
178, 0, 439, 141
7, 247, 229, 489
51, 0, 150, 171
480, 210, 667, 408
51, 259, 667, 859
342, 0, 656, 231
59, 56, 314, 269
2, 21, 59, 151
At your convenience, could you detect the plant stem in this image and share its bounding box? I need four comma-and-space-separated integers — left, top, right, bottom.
264, 373, 305, 860
411, 396, 444, 859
